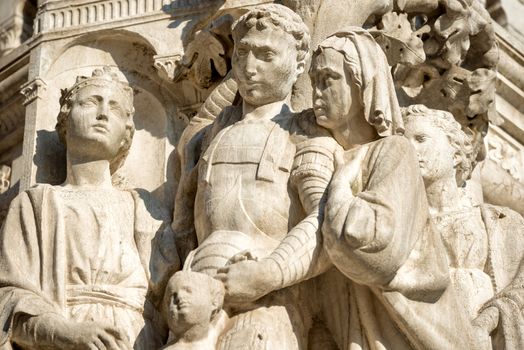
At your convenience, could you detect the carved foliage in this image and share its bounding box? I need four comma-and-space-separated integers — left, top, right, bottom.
370, 0, 499, 138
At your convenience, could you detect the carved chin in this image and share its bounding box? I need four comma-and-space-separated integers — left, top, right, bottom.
315, 114, 331, 127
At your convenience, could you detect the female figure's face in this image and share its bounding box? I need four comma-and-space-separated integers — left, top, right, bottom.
404, 117, 457, 184
67, 84, 129, 161
310, 48, 356, 130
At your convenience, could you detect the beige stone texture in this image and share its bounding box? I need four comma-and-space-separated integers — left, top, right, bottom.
0, 1, 523, 349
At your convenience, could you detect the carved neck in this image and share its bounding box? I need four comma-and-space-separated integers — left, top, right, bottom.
333, 111, 379, 150
242, 97, 291, 121
424, 176, 466, 215
63, 155, 113, 189
174, 322, 210, 343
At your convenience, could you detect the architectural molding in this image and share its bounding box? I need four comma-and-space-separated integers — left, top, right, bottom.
153, 53, 181, 81
20, 77, 47, 106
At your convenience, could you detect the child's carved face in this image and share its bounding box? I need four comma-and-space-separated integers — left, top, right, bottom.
164, 272, 224, 334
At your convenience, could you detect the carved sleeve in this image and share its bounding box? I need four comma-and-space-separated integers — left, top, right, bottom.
0, 189, 61, 347
266, 135, 339, 288
322, 136, 444, 290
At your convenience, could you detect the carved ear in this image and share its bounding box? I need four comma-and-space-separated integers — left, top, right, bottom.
210, 307, 219, 321
296, 60, 306, 76
453, 151, 461, 167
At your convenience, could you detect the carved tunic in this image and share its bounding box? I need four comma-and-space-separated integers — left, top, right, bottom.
432, 206, 494, 320
195, 115, 296, 245
57, 188, 152, 347
189, 106, 337, 276
0, 185, 178, 349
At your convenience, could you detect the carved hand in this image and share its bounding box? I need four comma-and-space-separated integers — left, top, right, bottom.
326, 147, 374, 249
472, 305, 499, 333
215, 258, 281, 304
471, 305, 499, 349
26, 314, 133, 350
330, 148, 367, 194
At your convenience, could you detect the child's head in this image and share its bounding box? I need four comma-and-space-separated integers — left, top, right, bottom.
163, 271, 225, 336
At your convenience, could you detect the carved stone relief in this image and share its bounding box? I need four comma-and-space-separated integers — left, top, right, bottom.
1, 1, 524, 350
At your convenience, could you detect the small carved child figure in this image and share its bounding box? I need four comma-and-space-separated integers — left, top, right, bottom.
161, 271, 228, 350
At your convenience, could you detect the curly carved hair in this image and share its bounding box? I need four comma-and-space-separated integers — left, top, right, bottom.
402, 104, 475, 186
232, 4, 310, 65
56, 67, 135, 174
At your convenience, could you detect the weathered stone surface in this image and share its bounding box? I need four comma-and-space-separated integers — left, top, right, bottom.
0, 1, 523, 349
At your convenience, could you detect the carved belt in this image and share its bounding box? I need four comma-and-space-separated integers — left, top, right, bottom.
66, 285, 147, 313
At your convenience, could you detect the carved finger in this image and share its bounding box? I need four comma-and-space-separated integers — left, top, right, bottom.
92, 338, 107, 350
104, 327, 132, 347
115, 339, 133, 350
214, 272, 228, 283
99, 332, 120, 350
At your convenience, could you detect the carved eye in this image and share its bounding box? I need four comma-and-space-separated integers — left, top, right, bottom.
415, 134, 427, 143
79, 98, 97, 107
237, 48, 248, 56
261, 51, 275, 61
109, 102, 125, 117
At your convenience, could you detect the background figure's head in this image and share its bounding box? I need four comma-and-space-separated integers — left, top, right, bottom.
231, 4, 310, 107
163, 271, 225, 339
402, 104, 474, 187
310, 27, 403, 137
56, 67, 135, 174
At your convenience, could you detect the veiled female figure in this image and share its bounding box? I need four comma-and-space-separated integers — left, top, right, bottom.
402, 104, 524, 350
312, 28, 484, 350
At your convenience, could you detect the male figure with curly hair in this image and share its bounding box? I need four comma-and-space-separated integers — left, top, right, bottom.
175, 4, 339, 349
0, 67, 179, 350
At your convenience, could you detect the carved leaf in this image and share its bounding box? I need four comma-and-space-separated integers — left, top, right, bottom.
371, 12, 426, 66
466, 68, 499, 123
174, 30, 228, 89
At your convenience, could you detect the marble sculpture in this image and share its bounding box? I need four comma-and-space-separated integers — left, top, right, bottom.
0, 2, 523, 350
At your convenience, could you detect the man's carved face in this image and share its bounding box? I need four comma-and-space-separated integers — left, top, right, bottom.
310, 48, 356, 130
66, 84, 129, 160
232, 25, 301, 107
404, 116, 456, 184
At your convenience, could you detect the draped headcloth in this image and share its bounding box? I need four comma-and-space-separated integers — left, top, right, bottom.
316, 27, 404, 136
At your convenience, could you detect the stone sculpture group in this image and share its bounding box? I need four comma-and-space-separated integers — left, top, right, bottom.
1, 3, 523, 350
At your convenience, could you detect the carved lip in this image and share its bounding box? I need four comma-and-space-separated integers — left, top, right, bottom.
92, 123, 109, 132
244, 82, 262, 89
177, 301, 190, 309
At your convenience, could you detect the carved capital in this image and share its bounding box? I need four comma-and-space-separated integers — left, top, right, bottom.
0, 165, 11, 195
20, 78, 48, 106
0, 16, 25, 56
153, 54, 181, 81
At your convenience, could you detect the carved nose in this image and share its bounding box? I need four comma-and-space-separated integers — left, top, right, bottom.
245, 52, 257, 77
97, 104, 109, 120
